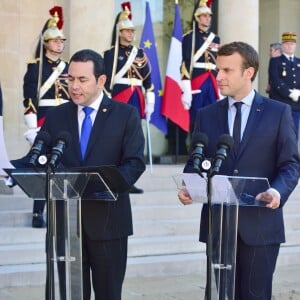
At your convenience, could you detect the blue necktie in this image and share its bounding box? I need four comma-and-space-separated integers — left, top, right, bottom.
233, 102, 243, 156
80, 107, 94, 159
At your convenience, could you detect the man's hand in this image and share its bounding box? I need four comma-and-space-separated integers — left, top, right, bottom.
255, 189, 280, 209
181, 80, 192, 110
145, 91, 155, 120
289, 89, 300, 102
178, 188, 193, 205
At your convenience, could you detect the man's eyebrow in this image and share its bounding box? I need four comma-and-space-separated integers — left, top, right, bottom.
68, 75, 88, 79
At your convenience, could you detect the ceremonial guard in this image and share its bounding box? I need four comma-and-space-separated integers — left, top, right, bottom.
103, 2, 155, 194
269, 32, 300, 139
22, 6, 70, 227
181, 0, 220, 132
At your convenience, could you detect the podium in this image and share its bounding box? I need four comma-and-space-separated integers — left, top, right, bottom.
5, 166, 130, 300
174, 174, 270, 300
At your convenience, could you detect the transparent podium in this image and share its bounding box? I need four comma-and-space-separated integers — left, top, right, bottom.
174, 174, 270, 300
5, 166, 130, 300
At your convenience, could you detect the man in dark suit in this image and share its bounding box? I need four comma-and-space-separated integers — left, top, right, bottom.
269, 32, 300, 139
178, 41, 299, 299
12, 49, 145, 300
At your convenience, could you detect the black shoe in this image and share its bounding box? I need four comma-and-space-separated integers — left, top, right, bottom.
32, 213, 46, 228
129, 185, 144, 194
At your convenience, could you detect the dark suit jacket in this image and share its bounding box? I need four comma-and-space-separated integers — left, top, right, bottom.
268, 54, 300, 111
38, 94, 145, 241
184, 92, 300, 246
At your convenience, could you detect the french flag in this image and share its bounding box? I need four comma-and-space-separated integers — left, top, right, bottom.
161, 2, 189, 132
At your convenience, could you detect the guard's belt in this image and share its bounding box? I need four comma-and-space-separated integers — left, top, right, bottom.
39, 99, 69, 107
113, 78, 142, 86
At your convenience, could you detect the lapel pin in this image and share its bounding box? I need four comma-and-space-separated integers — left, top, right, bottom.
102, 108, 107, 112
256, 108, 261, 112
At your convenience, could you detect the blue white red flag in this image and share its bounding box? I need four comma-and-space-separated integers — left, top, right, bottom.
161, 2, 189, 132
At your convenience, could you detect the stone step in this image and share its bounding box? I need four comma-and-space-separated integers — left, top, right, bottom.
1, 245, 300, 289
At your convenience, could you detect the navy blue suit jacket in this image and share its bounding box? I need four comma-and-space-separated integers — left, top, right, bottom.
184, 92, 299, 246
17, 94, 145, 241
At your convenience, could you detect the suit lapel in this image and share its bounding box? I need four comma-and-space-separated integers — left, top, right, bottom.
238, 92, 265, 158
67, 102, 82, 160
218, 98, 230, 134
84, 94, 112, 159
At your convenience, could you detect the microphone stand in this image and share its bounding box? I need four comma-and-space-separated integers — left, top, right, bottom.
194, 163, 212, 300
206, 169, 214, 300
45, 163, 55, 300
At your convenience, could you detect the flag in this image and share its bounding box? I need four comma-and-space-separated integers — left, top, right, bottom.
140, 1, 168, 134
161, 2, 189, 132
0, 84, 14, 176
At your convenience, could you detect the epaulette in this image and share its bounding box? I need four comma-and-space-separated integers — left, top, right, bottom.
27, 58, 39, 64
183, 30, 193, 37
106, 45, 115, 51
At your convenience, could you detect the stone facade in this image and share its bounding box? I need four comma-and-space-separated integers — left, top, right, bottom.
1, 0, 300, 159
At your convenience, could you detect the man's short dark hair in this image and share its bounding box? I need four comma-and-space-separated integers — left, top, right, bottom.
218, 41, 259, 82
69, 49, 105, 80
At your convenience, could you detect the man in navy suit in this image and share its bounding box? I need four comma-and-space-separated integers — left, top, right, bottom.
11, 49, 145, 300
269, 32, 300, 139
178, 42, 299, 299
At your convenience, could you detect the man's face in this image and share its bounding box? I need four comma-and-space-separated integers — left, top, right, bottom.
68, 61, 106, 106
269, 47, 281, 58
216, 52, 254, 100
282, 41, 296, 56
119, 29, 135, 45
45, 38, 65, 55
196, 14, 211, 30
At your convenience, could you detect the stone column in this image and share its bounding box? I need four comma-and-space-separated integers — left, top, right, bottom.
217, 0, 259, 88
68, 0, 115, 56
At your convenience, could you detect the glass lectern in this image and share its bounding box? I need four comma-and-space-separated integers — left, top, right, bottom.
174, 174, 270, 300
5, 166, 130, 300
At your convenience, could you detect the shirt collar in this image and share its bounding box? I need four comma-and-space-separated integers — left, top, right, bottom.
228, 89, 255, 108
78, 91, 104, 112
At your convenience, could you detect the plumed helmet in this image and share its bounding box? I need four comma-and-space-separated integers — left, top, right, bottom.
117, 2, 135, 31
194, 0, 213, 18
43, 6, 66, 41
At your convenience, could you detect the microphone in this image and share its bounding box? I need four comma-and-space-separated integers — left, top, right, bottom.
48, 131, 71, 170
210, 134, 234, 176
191, 132, 208, 173
29, 131, 51, 166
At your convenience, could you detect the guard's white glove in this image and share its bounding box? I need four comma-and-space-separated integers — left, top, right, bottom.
24, 113, 37, 129
24, 127, 40, 145
145, 91, 155, 120
289, 89, 300, 102
181, 80, 192, 110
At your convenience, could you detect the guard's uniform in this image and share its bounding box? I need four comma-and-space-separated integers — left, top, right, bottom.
269, 55, 300, 111
103, 44, 152, 119
181, 29, 220, 128
23, 55, 69, 127
268, 32, 300, 137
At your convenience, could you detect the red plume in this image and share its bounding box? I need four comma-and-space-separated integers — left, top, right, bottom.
49, 6, 64, 29
206, 0, 213, 8
121, 2, 132, 20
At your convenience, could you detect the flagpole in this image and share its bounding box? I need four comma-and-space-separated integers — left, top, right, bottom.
145, 117, 153, 174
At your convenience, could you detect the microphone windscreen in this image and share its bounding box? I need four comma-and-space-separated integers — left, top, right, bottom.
54, 131, 72, 147
34, 131, 51, 145
217, 134, 234, 150
192, 132, 208, 148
